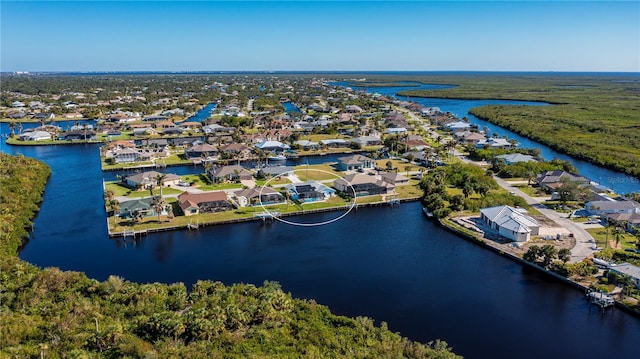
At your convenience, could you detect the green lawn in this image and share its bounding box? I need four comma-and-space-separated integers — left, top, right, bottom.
104, 182, 183, 198
294, 164, 342, 181
586, 228, 638, 250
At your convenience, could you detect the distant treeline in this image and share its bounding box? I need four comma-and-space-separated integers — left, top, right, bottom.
0, 153, 458, 358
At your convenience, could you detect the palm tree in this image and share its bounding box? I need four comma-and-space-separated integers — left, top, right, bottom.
155, 173, 167, 196
8, 121, 16, 137
151, 195, 166, 223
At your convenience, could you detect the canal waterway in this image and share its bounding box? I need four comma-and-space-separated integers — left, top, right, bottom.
335, 81, 640, 194
1, 140, 639, 358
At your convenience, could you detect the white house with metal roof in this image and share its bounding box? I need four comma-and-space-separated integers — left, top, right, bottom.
480, 205, 540, 242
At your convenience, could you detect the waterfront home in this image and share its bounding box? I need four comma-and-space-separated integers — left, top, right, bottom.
209, 165, 253, 182
185, 143, 218, 158
495, 153, 537, 164
123, 171, 181, 190
137, 139, 169, 149
536, 170, 590, 191
172, 137, 203, 148
234, 187, 286, 207
336, 154, 375, 171
480, 205, 540, 242
444, 121, 472, 131
18, 130, 52, 141
61, 130, 97, 141
132, 127, 156, 137
107, 140, 136, 150
333, 173, 394, 197
178, 191, 231, 216
586, 199, 640, 216
255, 139, 290, 152
381, 172, 410, 186
608, 263, 640, 289
218, 143, 253, 159
33, 112, 55, 121
294, 139, 320, 150
202, 123, 228, 134
285, 181, 336, 203
351, 135, 382, 147
257, 165, 293, 178
475, 137, 514, 149
320, 139, 349, 148
118, 197, 161, 218
111, 148, 140, 163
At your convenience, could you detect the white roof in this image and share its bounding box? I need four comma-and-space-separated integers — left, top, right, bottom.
481, 205, 539, 233
255, 140, 290, 149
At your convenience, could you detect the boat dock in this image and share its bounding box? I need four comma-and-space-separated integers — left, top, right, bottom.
586, 289, 615, 310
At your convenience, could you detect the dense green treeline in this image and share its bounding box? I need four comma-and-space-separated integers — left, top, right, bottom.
388, 74, 640, 178
0, 153, 459, 358
420, 162, 527, 218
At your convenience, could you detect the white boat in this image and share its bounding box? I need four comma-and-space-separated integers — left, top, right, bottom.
268, 155, 287, 161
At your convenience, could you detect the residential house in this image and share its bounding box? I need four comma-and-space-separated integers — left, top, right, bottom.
475, 138, 515, 149
495, 153, 537, 165
602, 212, 640, 233
255, 140, 290, 152
336, 154, 376, 171
162, 127, 184, 136
351, 136, 382, 147
123, 171, 181, 189
333, 173, 394, 197
285, 181, 336, 203
218, 143, 253, 160
111, 148, 140, 163
61, 130, 97, 141
480, 205, 540, 242
537, 170, 591, 191
118, 197, 167, 218
18, 131, 52, 141
178, 191, 231, 216
185, 143, 218, 159
444, 121, 472, 131
234, 187, 286, 207
385, 127, 407, 135
609, 263, 640, 289
320, 139, 349, 148
586, 199, 640, 216
171, 137, 203, 148
294, 140, 320, 150
209, 165, 254, 182
381, 172, 410, 186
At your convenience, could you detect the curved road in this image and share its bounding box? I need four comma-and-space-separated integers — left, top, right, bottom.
492, 176, 596, 263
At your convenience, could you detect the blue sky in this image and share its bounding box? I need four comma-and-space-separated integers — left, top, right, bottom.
1, 1, 638, 72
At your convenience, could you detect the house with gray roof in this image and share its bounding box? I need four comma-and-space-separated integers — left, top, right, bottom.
336, 154, 375, 171
609, 263, 640, 289
495, 153, 537, 165
209, 165, 253, 182
123, 171, 181, 189
586, 199, 640, 216
334, 173, 394, 197
480, 205, 540, 242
